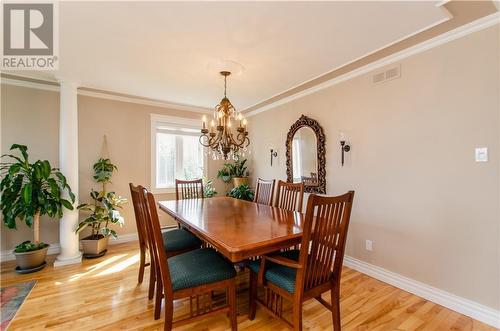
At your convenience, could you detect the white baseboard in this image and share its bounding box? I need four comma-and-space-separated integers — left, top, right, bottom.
108, 232, 139, 245
344, 256, 500, 328
0, 233, 140, 263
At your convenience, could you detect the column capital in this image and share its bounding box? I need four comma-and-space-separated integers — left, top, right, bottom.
55, 77, 81, 89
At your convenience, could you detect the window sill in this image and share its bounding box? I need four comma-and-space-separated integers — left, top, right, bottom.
151, 187, 176, 195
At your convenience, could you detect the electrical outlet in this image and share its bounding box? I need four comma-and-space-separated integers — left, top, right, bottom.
365, 240, 373, 251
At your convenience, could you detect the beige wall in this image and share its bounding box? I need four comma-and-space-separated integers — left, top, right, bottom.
248, 26, 499, 309
1, 85, 60, 249
1, 85, 226, 250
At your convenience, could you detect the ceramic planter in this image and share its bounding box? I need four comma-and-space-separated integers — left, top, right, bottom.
233, 177, 248, 187
81, 236, 109, 255
14, 245, 49, 270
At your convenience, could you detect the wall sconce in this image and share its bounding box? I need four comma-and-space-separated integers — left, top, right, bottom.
339, 133, 350, 166
270, 149, 278, 166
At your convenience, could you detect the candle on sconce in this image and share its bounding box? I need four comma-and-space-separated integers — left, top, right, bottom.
202, 115, 207, 129
237, 113, 243, 127
210, 119, 215, 132
339, 132, 346, 142
243, 118, 247, 129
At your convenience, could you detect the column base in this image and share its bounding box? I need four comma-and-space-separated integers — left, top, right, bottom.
54, 252, 83, 267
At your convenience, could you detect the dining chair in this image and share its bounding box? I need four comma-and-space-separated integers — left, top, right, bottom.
175, 179, 204, 200
129, 183, 202, 299
274, 180, 304, 212
254, 178, 275, 206
248, 191, 355, 331
142, 187, 238, 331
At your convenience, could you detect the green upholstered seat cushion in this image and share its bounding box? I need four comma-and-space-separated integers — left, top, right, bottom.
248, 250, 300, 294
162, 229, 201, 252
168, 248, 236, 291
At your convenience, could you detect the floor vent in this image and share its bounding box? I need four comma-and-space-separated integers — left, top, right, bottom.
372, 64, 401, 84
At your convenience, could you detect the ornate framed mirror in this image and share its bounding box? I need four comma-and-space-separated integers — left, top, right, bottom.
286, 115, 326, 193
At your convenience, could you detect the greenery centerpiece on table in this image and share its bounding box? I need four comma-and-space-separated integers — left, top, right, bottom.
0, 144, 75, 271
76, 158, 126, 257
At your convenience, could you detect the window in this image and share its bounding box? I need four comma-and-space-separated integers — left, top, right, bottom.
151, 114, 206, 193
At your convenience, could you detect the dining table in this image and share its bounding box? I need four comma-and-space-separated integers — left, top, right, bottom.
158, 196, 305, 262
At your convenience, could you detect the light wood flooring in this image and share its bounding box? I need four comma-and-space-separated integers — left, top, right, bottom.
1, 242, 497, 330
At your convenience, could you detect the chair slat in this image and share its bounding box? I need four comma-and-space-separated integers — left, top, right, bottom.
254, 178, 275, 206
175, 179, 204, 200
274, 180, 304, 212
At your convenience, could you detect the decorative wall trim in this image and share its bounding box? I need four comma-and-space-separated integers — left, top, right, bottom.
108, 233, 139, 245
344, 256, 500, 328
1, 77, 59, 92
1, 77, 212, 114
78, 89, 212, 114
245, 12, 500, 117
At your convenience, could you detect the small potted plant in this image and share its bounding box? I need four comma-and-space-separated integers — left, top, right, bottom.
77, 158, 126, 257
227, 184, 254, 202
226, 158, 249, 187
0, 144, 75, 272
217, 168, 231, 183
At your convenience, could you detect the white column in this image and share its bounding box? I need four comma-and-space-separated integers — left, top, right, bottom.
54, 81, 82, 267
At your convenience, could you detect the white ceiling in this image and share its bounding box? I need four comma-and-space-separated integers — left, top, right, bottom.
19, 1, 448, 110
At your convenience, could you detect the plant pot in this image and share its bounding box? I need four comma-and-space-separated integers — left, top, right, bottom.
233, 177, 248, 187
81, 235, 109, 255
221, 175, 231, 182
14, 245, 49, 270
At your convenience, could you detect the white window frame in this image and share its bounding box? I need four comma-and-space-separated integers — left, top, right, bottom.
150, 114, 207, 194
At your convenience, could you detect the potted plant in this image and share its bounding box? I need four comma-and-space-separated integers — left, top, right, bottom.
227, 184, 254, 202
217, 168, 231, 183
226, 158, 249, 187
203, 178, 218, 198
0, 144, 75, 272
77, 158, 126, 257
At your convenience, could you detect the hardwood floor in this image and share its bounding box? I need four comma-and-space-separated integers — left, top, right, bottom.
1, 242, 496, 331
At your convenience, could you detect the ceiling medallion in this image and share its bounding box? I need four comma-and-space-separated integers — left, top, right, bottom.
199, 71, 250, 160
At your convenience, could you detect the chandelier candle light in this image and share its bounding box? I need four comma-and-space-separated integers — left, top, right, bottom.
199, 71, 250, 160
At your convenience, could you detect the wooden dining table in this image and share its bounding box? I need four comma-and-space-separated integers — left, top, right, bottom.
158, 196, 305, 262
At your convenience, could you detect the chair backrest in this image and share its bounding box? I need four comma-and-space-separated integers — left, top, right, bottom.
142, 187, 174, 295
175, 179, 204, 200
254, 178, 275, 205
274, 180, 304, 212
296, 191, 355, 293
129, 183, 149, 252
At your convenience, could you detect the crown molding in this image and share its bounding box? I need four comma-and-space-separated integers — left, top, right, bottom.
77, 89, 212, 114
1, 76, 212, 115
1, 77, 59, 92
245, 12, 499, 118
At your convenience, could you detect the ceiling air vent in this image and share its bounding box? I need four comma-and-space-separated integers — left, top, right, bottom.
372, 64, 401, 84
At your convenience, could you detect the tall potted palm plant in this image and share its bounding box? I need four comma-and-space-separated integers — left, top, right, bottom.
0, 144, 75, 272
77, 158, 126, 257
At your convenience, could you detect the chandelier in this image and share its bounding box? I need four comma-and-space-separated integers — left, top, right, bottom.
199, 71, 250, 160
